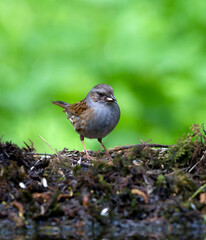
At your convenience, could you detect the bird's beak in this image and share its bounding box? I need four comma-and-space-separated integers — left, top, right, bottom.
106, 95, 116, 102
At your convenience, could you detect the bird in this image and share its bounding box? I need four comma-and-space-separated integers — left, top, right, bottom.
52, 84, 120, 160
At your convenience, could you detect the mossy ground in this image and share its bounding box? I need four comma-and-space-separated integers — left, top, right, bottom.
0, 124, 206, 239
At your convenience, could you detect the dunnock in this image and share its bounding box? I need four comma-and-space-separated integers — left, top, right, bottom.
52, 84, 120, 160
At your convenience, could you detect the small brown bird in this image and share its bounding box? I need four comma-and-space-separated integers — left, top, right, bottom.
52, 84, 120, 160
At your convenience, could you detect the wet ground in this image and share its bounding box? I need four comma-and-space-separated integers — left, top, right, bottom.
0, 124, 206, 239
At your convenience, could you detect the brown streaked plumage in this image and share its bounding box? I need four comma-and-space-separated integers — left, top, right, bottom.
52, 84, 120, 160
69, 99, 88, 115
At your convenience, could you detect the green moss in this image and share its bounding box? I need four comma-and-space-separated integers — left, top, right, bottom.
162, 124, 206, 168
156, 174, 166, 188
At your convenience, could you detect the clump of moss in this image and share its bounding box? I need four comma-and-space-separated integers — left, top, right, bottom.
164, 124, 206, 169
167, 172, 197, 199
155, 171, 197, 201
43, 156, 73, 184
129, 145, 160, 169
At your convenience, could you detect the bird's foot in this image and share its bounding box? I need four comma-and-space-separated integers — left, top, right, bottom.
84, 152, 96, 160
98, 138, 113, 161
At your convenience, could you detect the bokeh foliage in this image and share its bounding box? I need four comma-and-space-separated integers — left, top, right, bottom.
0, 0, 206, 152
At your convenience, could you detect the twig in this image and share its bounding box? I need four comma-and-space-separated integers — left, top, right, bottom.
39, 136, 57, 154
26, 153, 54, 156
137, 138, 152, 144
2, 149, 10, 158
0, 133, 4, 141
27, 151, 91, 168
203, 123, 206, 135
109, 143, 172, 152
189, 182, 206, 201
24, 141, 31, 150
188, 150, 206, 173
24, 140, 34, 151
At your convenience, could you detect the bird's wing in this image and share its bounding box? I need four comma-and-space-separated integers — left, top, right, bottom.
68, 99, 90, 117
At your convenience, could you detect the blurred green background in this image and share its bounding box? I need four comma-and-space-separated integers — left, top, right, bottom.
0, 0, 206, 153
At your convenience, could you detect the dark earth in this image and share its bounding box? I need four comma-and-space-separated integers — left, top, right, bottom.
0, 124, 206, 240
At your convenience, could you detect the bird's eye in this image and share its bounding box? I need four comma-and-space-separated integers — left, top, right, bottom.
98, 92, 104, 97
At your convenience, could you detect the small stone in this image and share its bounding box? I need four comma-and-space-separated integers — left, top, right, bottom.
100, 207, 109, 216
19, 182, 26, 189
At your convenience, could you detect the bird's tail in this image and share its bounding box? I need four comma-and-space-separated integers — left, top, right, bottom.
51, 101, 70, 109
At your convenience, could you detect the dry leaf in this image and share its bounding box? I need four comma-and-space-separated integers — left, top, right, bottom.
10, 201, 24, 216
58, 194, 72, 201
131, 188, 149, 204
32, 192, 53, 202
83, 194, 89, 207
200, 193, 206, 204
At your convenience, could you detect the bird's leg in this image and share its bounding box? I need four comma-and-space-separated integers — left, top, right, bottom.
98, 138, 112, 160
80, 136, 95, 160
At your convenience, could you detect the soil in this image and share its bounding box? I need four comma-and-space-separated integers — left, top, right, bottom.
0, 124, 206, 240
